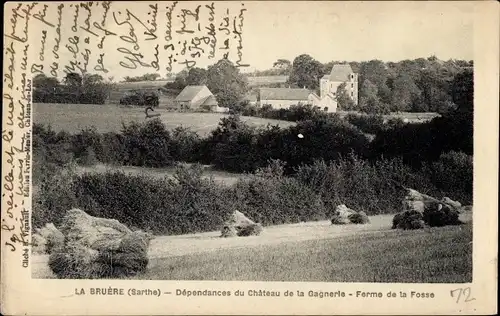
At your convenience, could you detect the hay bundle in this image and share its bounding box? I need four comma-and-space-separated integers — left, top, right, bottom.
423, 203, 462, 227
32, 223, 65, 254
392, 210, 425, 230
236, 223, 263, 236
220, 210, 263, 237
331, 204, 356, 225
348, 211, 370, 224
32, 233, 47, 254
401, 189, 463, 227
402, 189, 442, 213
49, 209, 153, 279
220, 225, 237, 238
331, 205, 369, 225
441, 197, 462, 210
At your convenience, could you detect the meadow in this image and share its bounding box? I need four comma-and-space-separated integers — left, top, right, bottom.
142, 223, 472, 283
32, 218, 472, 283
33, 103, 295, 136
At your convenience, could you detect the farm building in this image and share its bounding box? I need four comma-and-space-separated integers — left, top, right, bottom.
257, 87, 314, 109
309, 92, 338, 113
319, 64, 358, 106
174, 85, 225, 112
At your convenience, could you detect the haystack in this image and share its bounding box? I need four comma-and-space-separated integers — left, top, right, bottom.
392, 210, 425, 230
441, 197, 462, 210
32, 223, 65, 254
394, 189, 463, 229
423, 203, 462, 227
49, 209, 153, 279
348, 211, 370, 224
220, 210, 263, 237
331, 205, 370, 225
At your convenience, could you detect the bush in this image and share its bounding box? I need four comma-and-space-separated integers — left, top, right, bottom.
120, 119, 173, 167
277, 117, 370, 171
370, 111, 473, 168
170, 127, 203, 162
72, 164, 236, 235
294, 156, 440, 216
33, 165, 79, 229
233, 171, 326, 226
345, 113, 385, 134
422, 151, 473, 204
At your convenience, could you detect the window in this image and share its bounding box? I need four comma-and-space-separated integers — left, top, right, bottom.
324, 107, 329, 112
351, 83, 354, 88
351, 92, 353, 96
351, 74, 354, 79
333, 92, 336, 96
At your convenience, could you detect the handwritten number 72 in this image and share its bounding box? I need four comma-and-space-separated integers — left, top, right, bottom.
450, 287, 476, 303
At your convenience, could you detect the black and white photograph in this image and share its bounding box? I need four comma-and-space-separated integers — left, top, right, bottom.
2, 1, 498, 315
25, 0, 475, 283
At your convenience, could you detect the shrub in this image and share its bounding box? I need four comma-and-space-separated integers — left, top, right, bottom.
71, 164, 237, 235
345, 113, 385, 134
233, 172, 326, 226
170, 126, 203, 162
294, 156, 440, 216
71, 127, 102, 163
120, 119, 173, 167
97, 132, 126, 164
33, 165, 79, 228
370, 111, 473, 168
422, 151, 473, 204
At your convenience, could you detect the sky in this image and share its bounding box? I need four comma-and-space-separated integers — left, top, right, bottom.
15, 1, 475, 81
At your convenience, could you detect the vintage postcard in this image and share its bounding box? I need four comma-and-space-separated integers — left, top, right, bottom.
1, 1, 498, 315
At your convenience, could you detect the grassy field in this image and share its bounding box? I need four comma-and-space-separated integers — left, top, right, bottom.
31, 214, 472, 282
33, 103, 295, 136
141, 223, 472, 283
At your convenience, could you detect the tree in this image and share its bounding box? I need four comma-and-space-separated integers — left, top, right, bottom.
64, 72, 83, 88
359, 60, 391, 105
123, 73, 160, 82
185, 67, 208, 86
451, 69, 473, 113
273, 59, 291, 70
390, 73, 421, 112
288, 54, 324, 90
206, 59, 248, 109
83, 74, 104, 86
359, 79, 389, 114
33, 74, 59, 91
336, 83, 356, 111
416, 69, 454, 113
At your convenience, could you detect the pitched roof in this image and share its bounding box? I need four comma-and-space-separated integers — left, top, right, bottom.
329, 64, 354, 82
175, 85, 208, 101
259, 88, 311, 101
201, 95, 218, 107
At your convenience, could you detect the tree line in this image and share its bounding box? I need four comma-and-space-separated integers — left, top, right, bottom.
33, 54, 473, 116
33, 72, 115, 105
164, 55, 473, 115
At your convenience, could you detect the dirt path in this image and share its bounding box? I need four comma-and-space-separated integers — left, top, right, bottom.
31, 212, 472, 279
31, 215, 392, 278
